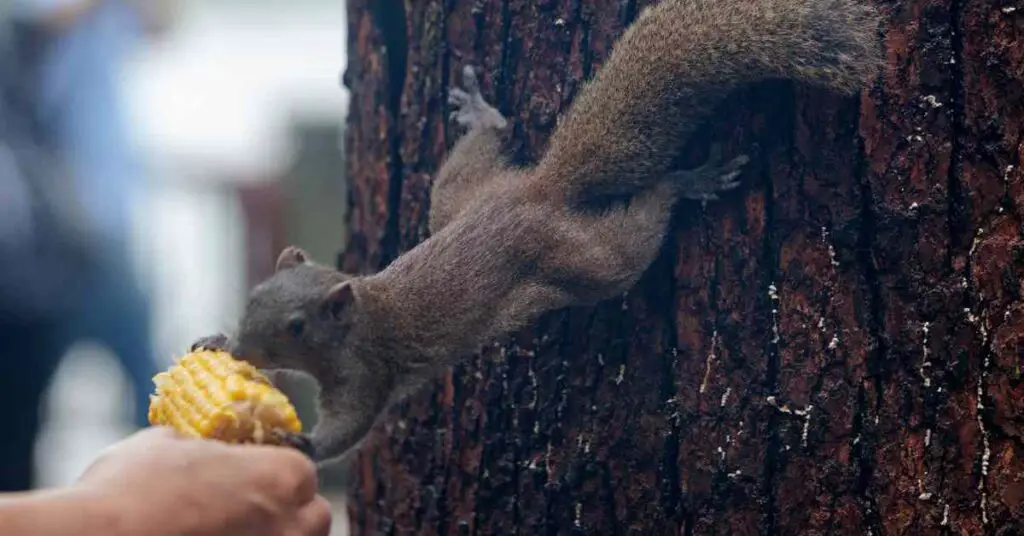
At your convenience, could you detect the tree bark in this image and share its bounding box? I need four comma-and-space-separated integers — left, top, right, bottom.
338, 0, 1024, 533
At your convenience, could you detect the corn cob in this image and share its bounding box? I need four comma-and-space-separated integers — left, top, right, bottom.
148, 349, 302, 445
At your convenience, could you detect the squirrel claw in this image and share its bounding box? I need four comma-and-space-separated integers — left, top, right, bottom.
460, 64, 480, 94
671, 153, 750, 202
723, 154, 750, 172
189, 333, 231, 353
271, 430, 316, 459
448, 88, 471, 107
448, 65, 508, 130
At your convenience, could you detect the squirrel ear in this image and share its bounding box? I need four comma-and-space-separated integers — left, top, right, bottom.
276, 246, 310, 272
322, 281, 355, 321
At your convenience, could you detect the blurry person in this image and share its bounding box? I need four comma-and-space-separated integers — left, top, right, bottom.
0, 20, 99, 491
8, 0, 178, 434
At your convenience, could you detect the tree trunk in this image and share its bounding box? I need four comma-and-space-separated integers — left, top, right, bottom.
338, 0, 1024, 533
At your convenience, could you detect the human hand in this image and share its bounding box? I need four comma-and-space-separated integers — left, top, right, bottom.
74, 427, 331, 536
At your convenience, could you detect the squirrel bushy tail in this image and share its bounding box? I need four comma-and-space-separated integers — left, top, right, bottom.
533, 0, 883, 203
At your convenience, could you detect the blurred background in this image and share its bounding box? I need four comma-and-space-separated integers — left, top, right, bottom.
0, 0, 351, 532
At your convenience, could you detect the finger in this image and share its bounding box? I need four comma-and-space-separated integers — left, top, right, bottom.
123, 426, 189, 446
286, 450, 320, 504
139, 426, 237, 453
78, 426, 187, 481
296, 495, 333, 536
243, 446, 320, 504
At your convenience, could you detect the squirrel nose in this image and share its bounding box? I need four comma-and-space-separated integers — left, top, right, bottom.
231, 343, 268, 369
243, 354, 270, 369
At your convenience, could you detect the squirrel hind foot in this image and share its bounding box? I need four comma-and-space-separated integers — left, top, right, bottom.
671, 151, 750, 202
448, 65, 508, 130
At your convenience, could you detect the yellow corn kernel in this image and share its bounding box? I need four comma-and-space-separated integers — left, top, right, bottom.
148, 349, 301, 445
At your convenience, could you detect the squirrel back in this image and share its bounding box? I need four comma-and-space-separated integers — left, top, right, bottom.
533, 0, 883, 203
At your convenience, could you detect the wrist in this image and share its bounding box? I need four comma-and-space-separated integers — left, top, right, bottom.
71, 480, 200, 536
59, 487, 136, 536
0, 487, 133, 536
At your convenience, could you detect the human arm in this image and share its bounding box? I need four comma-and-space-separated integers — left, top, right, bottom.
0, 427, 331, 536
0, 488, 125, 536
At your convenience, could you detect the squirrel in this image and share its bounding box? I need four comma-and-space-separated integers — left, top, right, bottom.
192, 0, 883, 465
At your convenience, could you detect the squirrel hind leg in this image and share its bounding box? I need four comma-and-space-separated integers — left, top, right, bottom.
567, 181, 685, 301
431, 66, 514, 234
671, 146, 750, 203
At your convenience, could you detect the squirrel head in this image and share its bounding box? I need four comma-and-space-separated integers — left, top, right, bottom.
233, 246, 362, 373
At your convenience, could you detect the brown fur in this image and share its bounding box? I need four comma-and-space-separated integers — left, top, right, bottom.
193, 0, 883, 466
537, 0, 883, 203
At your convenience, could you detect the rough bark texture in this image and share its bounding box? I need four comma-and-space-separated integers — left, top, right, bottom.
338, 1, 1024, 533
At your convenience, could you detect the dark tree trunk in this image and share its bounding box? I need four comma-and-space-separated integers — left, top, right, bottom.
338, 0, 1024, 533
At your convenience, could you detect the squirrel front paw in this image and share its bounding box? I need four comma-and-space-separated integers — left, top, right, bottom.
271, 429, 317, 460
448, 65, 508, 130
189, 333, 231, 353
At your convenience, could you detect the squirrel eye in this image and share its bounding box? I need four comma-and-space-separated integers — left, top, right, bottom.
286, 316, 305, 338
